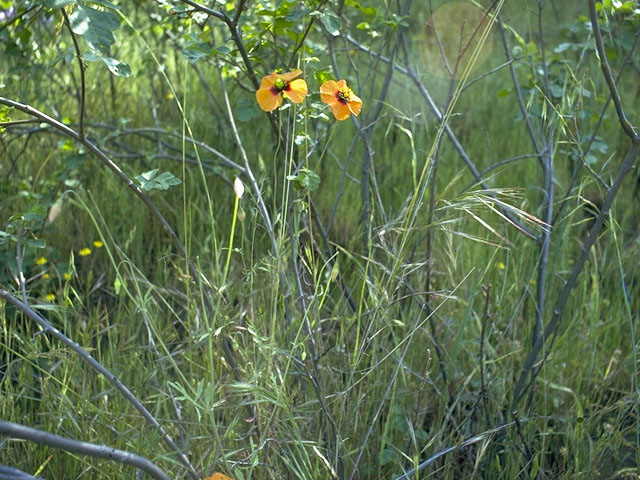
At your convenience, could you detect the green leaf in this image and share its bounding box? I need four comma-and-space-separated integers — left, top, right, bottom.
554, 42, 574, 53
86, 0, 121, 10
285, 6, 309, 22
69, 5, 121, 55
315, 10, 341, 36
182, 40, 210, 63
26, 238, 47, 248
40, 0, 76, 7
84, 51, 131, 76
136, 169, 182, 191
0, 231, 15, 246
549, 84, 564, 99
345, 0, 377, 16
313, 69, 334, 84
287, 168, 320, 192
214, 45, 231, 54
236, 98, 260, 122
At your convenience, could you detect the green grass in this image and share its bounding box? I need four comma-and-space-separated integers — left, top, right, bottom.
2, 1, 640, 479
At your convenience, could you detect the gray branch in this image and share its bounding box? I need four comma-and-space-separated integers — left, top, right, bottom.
0, 422, 170, 480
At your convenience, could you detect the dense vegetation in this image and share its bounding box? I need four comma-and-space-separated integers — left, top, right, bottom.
1, 0, 639, 478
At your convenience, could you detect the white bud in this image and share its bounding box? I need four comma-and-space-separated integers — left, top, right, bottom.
233, 177, 245, 199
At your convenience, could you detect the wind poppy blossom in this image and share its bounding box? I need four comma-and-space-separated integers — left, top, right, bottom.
256, 69, 308, 112
320, 79, 362, 121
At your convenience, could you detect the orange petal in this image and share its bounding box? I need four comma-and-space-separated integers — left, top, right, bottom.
320, 80, 340, 105
329, 101, 352, 121
203, 474, 233, 480
283, 78, 308, 103
279, 68, 302, 82
348, 93, 362, 117
259, 72, 278, 89
256, 87, 282, 112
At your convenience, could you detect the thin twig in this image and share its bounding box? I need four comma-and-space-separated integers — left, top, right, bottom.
62, 8, 85, 140
497, 16, 542, 155
588, 0, 637, 139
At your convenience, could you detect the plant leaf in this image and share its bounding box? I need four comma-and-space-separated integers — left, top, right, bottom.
316, 10, 341, 36
84, 50, 131, 77
135, 169, 182, 191
69, 5, 121, 55
236, 98, 260, 122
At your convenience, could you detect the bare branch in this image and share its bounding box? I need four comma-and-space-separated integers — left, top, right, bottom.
588, 0, 637, 140
0, 421, 171, 480
0, 290, 198, 480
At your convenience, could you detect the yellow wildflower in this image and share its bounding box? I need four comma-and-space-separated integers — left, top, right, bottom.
256, 69, 308, 112
320, 79, 362, 121
79, 248, 91, 256
93, 240, 104, 248
36, 257, 47, 265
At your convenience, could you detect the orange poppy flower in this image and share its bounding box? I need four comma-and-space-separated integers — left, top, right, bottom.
256, 69, 308, 112
203, 474, 233, 480
320, 79, 362, 121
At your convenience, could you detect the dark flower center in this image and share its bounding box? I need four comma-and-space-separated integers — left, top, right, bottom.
270, 78, 293, 96
337, 87, 353, 104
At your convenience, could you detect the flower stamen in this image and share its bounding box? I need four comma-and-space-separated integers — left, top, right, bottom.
337, 87, 354, 104
320, 79, 362, 121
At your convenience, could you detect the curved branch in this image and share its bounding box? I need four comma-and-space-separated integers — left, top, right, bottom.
0, 421, 171, 480
0, 290, 198, 479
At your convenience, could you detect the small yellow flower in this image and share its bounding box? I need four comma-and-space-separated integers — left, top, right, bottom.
63, 272, 71, 280
79, 248, 92, 256
46, 293, 55, 301
320, 79, 362, 121
495, 261, 506, 270
36, 257, 47, 265
93, 240, 104, 248
43, 273, 51, 279
256, 69, 308, 112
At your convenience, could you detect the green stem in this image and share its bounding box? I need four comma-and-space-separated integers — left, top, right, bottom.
222, 195, 240, 286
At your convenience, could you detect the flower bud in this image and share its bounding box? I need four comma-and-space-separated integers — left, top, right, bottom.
233, 177, 245, 199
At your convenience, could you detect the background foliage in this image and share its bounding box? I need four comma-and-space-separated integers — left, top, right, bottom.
1, 0, 640, 478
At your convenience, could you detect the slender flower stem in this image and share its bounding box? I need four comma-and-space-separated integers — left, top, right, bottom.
222, 195, 240, 287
